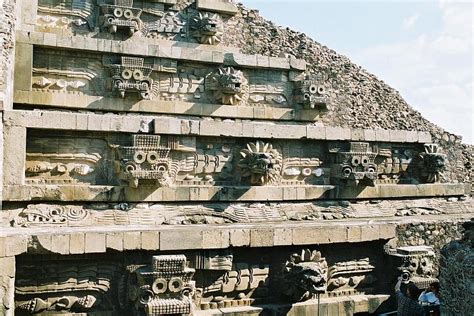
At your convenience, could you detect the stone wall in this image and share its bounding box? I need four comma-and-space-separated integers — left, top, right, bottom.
439, 219, 473, 315
221, 3, 473, 184
0, 0, 15, 110
1, 0, 473, 315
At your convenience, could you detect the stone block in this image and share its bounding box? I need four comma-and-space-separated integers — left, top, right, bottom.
3, 126, 26, 185
36, 234, 53, 252
346, 226, 362, 243
51, 234, 70, 255
256, 54, 270, 68
418, 131, 432, 143
351, 128, 365, 141
326, 126, 351, 140
292, 227, 331, 245
106, 232, 124, 251
274, 228, 292, 246
389, 129, 407, 142
13, 43, 33, 91
360, 225, 380, 241
406, 130, 418, 142
200, 120, 242, 136
69, 233, 85, 254
202, 229, 230, 249
307, 125, 326, 139
196, 0, 238, 15
160, 229, 203, 250
229, 229, 250, 247
364, 129, 376, 141
0, 257, 15, 278
85, 232, 106, 253
124, 231, 141, 250
5, 236, 27, 256
250, 229, 274, 247
289, 56, 306, 70
379, 224, 396, 239
141, 231, 160, 250
43, 32, 57, 47
375, 129, 390, 142
269, 56, 290, 69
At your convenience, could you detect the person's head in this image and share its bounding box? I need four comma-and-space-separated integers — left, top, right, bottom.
429, 282, 440, 295
406, 282, 420, 300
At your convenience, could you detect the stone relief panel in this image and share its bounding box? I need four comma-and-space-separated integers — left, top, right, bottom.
123, 255, 196, 315
22, 131, 448, 193
328, 141, 446, 187
10, 245, 415, 313
15, 259, 119, 314
25, 133, 113, 185
35, 0, 237, 44
31, 47, 330, 115
386, 246, 438, 289
8, 197, 472, 228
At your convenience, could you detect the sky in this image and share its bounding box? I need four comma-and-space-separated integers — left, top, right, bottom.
240, 0, 473, 144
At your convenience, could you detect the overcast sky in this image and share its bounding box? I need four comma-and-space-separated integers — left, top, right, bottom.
240, 0, 473, 144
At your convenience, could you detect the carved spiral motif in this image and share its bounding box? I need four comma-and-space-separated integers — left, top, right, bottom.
64, 207, 89, 222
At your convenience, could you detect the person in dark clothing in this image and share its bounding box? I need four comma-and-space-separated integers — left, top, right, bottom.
395, 277, 424, 316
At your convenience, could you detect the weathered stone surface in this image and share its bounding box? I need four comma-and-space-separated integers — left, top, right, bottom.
1, 0, 473, 315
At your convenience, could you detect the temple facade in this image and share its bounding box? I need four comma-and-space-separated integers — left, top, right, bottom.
0, 0, 472, 315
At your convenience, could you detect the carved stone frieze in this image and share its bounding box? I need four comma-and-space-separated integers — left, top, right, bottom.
280, 249, 328, 301
123, 255, 195, 315
386, 246, 438, 289
189, 11, 224, 45
8, 197, 471, 228
419, 143, 446, 183
30, 49, 336, 116
22, 130, 458, 195
293, 75, 329, 110
15, 261, 118, 314
99, 0, 142, 35
207, 67, 248, 105
330, 142, 378, 186
112, 135, 179, 187
238, 141, 282, 185
36, 0, 237, 44
327, 258, 376, 295
106, 56, 154, 99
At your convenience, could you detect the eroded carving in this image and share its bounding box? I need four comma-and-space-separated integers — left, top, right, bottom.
15, 262, 117, 314
387, 246, 437, 289
99, 0, 142, 35
107, 56, 153, 99
420, 143, 446, 183
239, 141, 282, 185
281, 249, 328, 301
207, 67, 248, 105
113, 135, 178, 188
124, 255, 195, 315
189, 11, 224, 45
293, 75, 329, 109
330, 142, 378, 186
327, 258, 376, 295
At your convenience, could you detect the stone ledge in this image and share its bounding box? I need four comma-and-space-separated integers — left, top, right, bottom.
196, 0, 238, 15
3, 110, 432, 143
0, 220, 399, 256
13, 91, 315, 122
194, 294, 390, 315
15, 31, 303, 70
2, 183, 468, 203
2, 215, 473, 256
